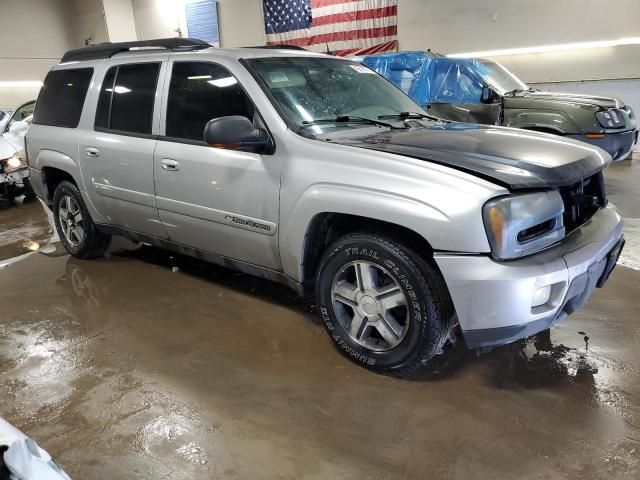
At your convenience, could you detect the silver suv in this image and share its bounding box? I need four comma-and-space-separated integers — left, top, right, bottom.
27, 39, 624, 376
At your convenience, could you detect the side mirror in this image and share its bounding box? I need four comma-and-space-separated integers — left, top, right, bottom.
8, 120, 29, 136
203, 116, 270, 152
481, 86, 497, 104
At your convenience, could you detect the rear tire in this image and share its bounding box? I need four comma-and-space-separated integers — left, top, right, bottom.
315, 232, 455, 377
53, 180, 111, 259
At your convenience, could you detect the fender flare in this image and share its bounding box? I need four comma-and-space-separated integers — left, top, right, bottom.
505, 109, 580, 134
280, 183, 457, 282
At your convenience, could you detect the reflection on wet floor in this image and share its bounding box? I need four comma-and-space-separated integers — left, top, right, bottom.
0, 160, 639, 478
1, 240, 639, 478
0, 198, 53, 261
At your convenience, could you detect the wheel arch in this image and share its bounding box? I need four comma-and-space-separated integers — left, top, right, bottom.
505, 109, 578, 134
40, 166, 78, 205
280, 183, 491, 286
299, 213, 436, 292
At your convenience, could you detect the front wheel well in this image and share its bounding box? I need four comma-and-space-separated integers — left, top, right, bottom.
41, 167, 77, 204
301, 213, 435, 291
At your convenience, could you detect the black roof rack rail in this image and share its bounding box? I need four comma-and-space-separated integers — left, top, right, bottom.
245, 45, 308, 51
60, 37, 211, 63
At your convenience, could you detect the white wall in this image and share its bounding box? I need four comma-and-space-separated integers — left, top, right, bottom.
0, 0, 75, 108
217, 0, 265, 47
132, 0, 183, 39
397, 0, 640, 83
69, 0, 109, 49
104, 0, 138, 42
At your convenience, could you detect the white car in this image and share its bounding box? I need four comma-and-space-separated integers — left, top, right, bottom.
0, 417, 71, 479
0, 100, 35, 202
0, 110, 10, 132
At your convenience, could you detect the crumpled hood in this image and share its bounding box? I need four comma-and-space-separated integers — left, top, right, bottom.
510, 90, 623, 110
0, 136, 17, 160
334, 123, 610, 190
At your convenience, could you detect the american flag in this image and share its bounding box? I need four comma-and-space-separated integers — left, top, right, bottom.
262, 0, 398, 56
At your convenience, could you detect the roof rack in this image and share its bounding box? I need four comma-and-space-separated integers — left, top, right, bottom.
60, 38, 211, 63
245, 45, 308, 51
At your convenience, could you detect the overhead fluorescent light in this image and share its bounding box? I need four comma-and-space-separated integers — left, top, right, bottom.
208, 77, 238, 88
188, 75, 212, 80
447, 37, 640, 58
0, 81, 43, 88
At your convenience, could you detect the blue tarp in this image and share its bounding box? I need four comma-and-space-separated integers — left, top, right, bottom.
361, 52, 491, 107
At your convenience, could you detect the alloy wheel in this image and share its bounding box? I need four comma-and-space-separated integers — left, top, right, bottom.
58, 194, 84, 247
331, 261, 409, 352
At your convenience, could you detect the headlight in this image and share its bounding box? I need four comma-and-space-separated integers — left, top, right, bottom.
596, 108, 626, 129
1, 152, 27, 173
483, 191, 565, 260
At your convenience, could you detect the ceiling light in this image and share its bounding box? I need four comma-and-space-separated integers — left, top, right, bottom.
447, 37, 640, 58
188, 75, 212, 80
0, 81, 43, 88
207, 77, 238, 88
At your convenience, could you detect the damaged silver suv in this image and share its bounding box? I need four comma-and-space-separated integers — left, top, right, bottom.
27, 39, 624, 376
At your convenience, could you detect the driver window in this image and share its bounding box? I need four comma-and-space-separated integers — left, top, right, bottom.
166, 62, 254, 141
430, 63, 483, 104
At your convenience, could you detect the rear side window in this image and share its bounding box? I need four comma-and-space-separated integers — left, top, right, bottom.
94, 63, 160, 135
33, 68, 93, 128
166, 62, 254, 141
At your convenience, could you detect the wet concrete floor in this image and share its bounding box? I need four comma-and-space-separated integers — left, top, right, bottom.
0, 161, 639, 479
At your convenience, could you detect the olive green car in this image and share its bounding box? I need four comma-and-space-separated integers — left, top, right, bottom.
362, 52, 638, 161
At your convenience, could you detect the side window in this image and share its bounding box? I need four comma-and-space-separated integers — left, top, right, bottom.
430, 63, 483, 104
94, 63, 160, 135
166, 62, 254, 141
33, 68, 93, 128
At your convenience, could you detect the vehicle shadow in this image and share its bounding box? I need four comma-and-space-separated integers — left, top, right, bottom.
408, 329, 597, 390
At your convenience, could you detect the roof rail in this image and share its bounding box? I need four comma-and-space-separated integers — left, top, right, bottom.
60, 37, 211, 63
245, 45, 308, 51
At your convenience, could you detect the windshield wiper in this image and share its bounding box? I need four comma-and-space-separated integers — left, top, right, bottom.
378, 111, 442, 122
301, 115, 403, 129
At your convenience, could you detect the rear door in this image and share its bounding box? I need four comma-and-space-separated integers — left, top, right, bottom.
79, 60, 168, 238
153, 60, 283, 270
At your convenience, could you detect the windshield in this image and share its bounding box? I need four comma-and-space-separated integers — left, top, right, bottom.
245, 57, 427, 132
478, 60, 528, 94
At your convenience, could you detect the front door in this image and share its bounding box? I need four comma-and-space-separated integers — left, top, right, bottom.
79, 61, 168, 238
427, 62, 501, 125
154, 60, 283, 270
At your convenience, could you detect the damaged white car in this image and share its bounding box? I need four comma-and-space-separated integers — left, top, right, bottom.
0, 417, 70, 479
0, 100, 35, 203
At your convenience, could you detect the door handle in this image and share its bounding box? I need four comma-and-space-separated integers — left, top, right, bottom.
161, 159, 180, 171
85, 147, 100, 158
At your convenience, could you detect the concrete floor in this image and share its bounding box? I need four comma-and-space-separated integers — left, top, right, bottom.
1, 161, 639, 479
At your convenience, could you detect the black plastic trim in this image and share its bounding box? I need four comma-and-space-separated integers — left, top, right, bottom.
94, 224, 303, 295
93, 127, 158, 140
61, 38, 210, 63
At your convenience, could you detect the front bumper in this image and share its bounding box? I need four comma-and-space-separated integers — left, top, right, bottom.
0, 167, 29, 186
434, 205, 624, 349
568, 130, 638, 161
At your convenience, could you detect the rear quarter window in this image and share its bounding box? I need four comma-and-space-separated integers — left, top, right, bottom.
33, 68, 93, 128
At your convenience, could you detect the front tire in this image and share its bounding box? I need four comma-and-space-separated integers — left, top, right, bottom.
53, 180, 111, 259
316, 233, 455, 376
